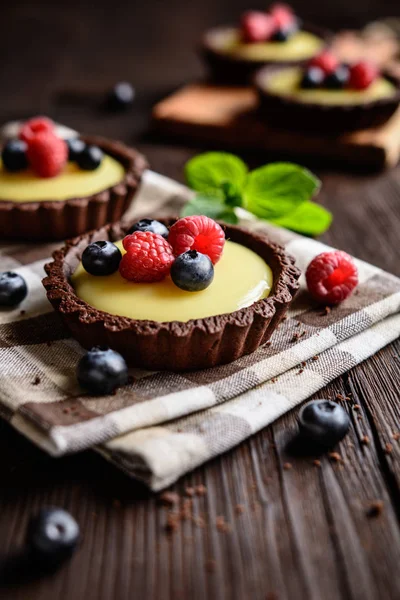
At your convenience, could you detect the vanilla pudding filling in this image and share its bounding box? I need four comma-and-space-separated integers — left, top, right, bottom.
264, 67, 397, 105
72, 240, 273, 323
211, 28, 324, 62
0, 155, 125, 202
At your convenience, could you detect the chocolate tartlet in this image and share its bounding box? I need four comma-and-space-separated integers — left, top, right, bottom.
255, 65, 400, 133
0, 135, 147, 242
202, 23, 329, 84
43, 219, 300, 371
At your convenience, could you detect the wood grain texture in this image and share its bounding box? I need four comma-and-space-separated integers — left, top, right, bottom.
0, 1, 400, 599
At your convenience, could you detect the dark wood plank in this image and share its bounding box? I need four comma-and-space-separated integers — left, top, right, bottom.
1, 1, 400, 599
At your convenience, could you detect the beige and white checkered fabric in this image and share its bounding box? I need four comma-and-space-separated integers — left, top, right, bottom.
1, 171, 400, 490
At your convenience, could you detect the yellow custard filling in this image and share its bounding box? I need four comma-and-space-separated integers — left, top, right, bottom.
72, 240, 273, 323
0, 155, 125, 202
218, 29, 323, 62
265, 67, 397, 105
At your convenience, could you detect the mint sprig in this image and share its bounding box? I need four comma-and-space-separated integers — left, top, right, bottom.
183, 152, 330, 236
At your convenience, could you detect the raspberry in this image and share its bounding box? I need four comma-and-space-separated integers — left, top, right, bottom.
119, 231, 175, 283
241, 11, 276, 43
349, 61, 378, 90
20, 117, 54, 143
168, 216, 225, 265
309, 51, 339, 75
26, 132, 67, 178
270, 3, 295, 29
306, 251, 358, 305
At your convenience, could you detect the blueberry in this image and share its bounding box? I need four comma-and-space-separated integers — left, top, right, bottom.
2, 140, 28, 172
0, 271, 28, 307
272, 28, 291, 42
171, 250, 214, 292
127, 219, 169, 239
82, 241, 122, 276
300, 66, 325, 89
298, 399, 350, 447
77, 347, 128, 395
107, 82, 135, 111
324, 65, 350, 89
76, 145, 104, 171
66, 138, 86, 162
27, 508, 80, 567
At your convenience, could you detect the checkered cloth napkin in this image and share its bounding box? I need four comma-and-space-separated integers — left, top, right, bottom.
1, 171, 400, 490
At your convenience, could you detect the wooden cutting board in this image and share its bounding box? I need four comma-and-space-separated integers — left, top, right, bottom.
152, 83, 400, 170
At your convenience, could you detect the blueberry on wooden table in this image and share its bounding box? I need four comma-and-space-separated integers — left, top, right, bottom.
107, 82, 135, 111
298, 399, 350, 447
0, 272, 28, 307
77, 347, 129, 395
27, 508, 80, 567
128, 218, 169, 239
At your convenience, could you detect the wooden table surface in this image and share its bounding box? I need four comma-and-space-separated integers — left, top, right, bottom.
1, 2, 400, 599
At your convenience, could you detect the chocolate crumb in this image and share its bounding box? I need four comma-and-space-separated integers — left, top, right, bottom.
19, 310, 26, 316
193, 516, 205, 528
366, 500, 384, 518
216, 516, 231, 533
185, 487, 195, 497
159, 491, 180, 507
361, 435, 370, 445
328, 452, 342, 463
62, 408, 70, 414
291, 333, 300, 342
297, 369, 304, 375
166, 512, 180, 533
235, 504, 245, 515
301, 361, 306, 367
353, 404, 361, 411
321, 306, 331, 316
313, 459, 321, 467
265, 341, 272, 347
205, 558, 217, 572
283, 462, 292, 470
181, 498, 192, 521
385, 443, 393, 454
296, 322, 301, 327
312, 355, 319, 361
270, 377, 278, 383
393, 433, 400, 441
195, 484, 207, 496
357, 415, 363, 421
32, 376, 41, 386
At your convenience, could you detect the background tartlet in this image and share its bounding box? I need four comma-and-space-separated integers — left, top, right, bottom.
0, 135, 147, 242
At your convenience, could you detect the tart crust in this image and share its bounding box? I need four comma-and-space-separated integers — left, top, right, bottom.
0, 135, 148, 241
255, 65, 400, 133
201, 23, 331, 84
43, 219, 300, 371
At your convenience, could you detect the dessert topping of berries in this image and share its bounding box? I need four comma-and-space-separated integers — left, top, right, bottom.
26, 132, 68, 178
19, 116, 54, 143
298, 399, 350, 448
171, 250, 214, 292
77, 347, 128, 395
120, 231, 175, 283
168, 216, 225, 265
0, 271, 28, 307
349, 61, 378, 91
306, 250, 358, 305
128, 218, 169, 239
241, 11, 276, 43
270, 3, 296, 31
82, 241, 122, 276
324, 64, 350, 89
1, 139, 28, 172
66, 138, 86, 161
309, 51, 339, 75
301, 66, 325, 89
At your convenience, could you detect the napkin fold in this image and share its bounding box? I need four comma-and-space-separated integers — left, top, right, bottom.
1, 171, 399, 490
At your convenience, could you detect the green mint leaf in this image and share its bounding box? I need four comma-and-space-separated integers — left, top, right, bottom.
243, 162, 321, 220
220, 181, 243, 207
270, 201, 332, 236
185, 152, 248, 199
181, 194, 238, 224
